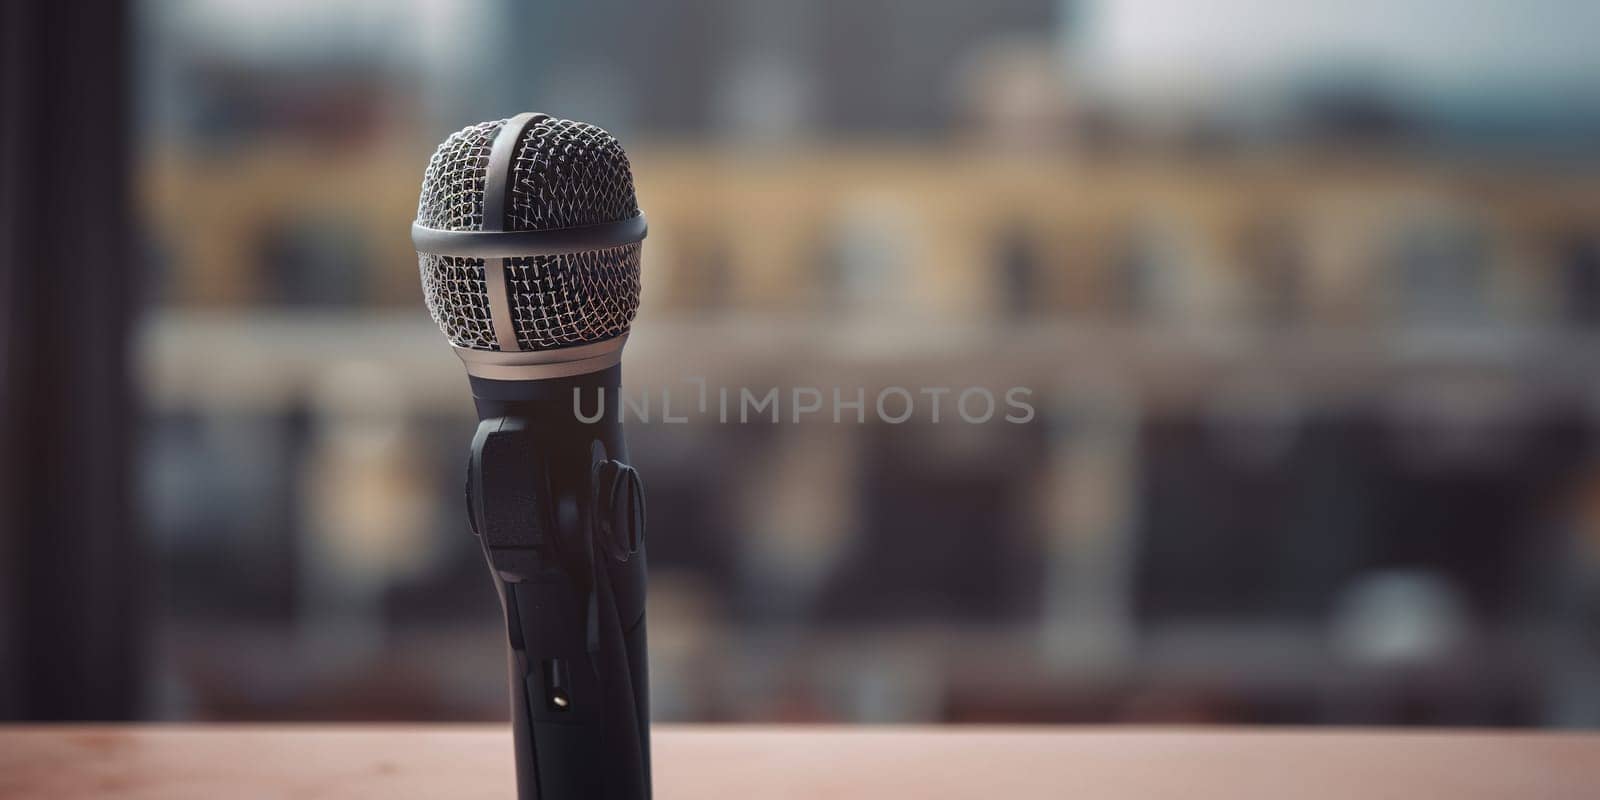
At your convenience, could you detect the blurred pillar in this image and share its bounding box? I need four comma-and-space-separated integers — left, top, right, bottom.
0, 0, 143, 719
1037, 377, 1139, 670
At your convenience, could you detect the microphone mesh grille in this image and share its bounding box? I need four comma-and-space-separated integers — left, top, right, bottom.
415, 116, 641, 352
417, 119, 501, 350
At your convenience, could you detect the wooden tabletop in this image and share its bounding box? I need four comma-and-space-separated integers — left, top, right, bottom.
1, 725, 1596, 799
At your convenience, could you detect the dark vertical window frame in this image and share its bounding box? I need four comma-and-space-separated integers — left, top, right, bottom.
0, 0, 144, 720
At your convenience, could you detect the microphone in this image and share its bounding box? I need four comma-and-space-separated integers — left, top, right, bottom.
411, 112, 651, 800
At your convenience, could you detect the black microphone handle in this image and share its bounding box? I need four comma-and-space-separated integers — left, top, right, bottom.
466, 364, 651, 800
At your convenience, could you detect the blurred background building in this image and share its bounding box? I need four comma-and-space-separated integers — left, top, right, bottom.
7, 0, 1600, 726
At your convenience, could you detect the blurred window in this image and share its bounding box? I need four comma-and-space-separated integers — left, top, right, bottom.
1238, 218, 1306, 326
256, 215, 370, 306
1559, 234, 1600, 326
673, 233, 734, 313
1385, 217, 1491, 324
821, 201, 913, 315
1110, 219, 1197, 321
995, 226, 1046, 317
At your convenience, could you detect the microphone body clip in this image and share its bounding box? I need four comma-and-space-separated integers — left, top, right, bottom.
464, 373, 650, 799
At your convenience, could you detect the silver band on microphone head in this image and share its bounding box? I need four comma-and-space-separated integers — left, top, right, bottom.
410, 215, 647, 259
451, 334, 628, 381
